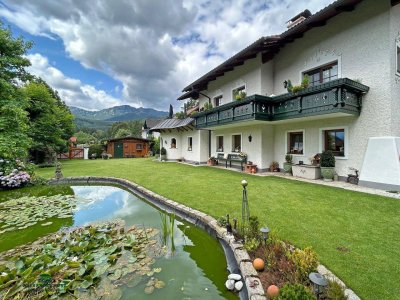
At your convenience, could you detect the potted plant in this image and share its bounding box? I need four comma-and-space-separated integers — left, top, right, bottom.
234, 90, 246, 101
208, 156, 217, 166
283, 154, 293, 174
269, 161, 280, 172
160, 147, 167, 161
320, 150, 335, 181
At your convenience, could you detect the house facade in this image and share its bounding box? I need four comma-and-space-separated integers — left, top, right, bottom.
156, 0, 400, 190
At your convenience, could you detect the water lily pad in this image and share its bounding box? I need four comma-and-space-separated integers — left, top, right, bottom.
41, 222, 53, 226
108, 269, 122, 281
144, 285, 154, 294
154, 280, 165, 289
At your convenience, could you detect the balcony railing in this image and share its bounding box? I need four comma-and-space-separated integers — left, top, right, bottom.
194, 78, 369, 129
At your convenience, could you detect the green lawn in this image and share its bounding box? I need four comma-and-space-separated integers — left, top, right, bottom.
32, 158, 400, 299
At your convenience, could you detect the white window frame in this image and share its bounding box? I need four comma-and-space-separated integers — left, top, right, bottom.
319, 126, 349, 160
187, 136, 193, 151
214, 95, 223, 107
216, 135, 224, 152
231, 133, 242, 153
285, 129, 305, 157
232, 85, 246, 101
396, 39, 400, 76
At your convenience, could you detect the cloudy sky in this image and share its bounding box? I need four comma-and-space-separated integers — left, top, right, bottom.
0, 0, 332, 111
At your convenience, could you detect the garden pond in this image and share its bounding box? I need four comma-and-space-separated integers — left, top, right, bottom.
0, 185, 238, 299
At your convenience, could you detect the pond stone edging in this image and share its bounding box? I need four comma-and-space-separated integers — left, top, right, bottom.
49, 176, 360, 300
49, 176, 266, 300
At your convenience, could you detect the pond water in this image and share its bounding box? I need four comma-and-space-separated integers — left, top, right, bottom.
0, 185, 238, 300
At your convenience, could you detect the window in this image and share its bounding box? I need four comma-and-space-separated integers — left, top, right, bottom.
187, 137, 192, 151
396, 40, 400, 76
171, 138, 176, 149
136, 144, 142, 151
287, 131, 304, 154
232, 134, 241, 152
214, 95, 223, 107
216, 136, 224, 152
232, 85, 246, 101
304, 62, 338, 87
324, 129, 345, 157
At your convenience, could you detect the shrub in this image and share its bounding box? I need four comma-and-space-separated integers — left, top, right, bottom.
288, 247, 318, 284
285, 154, 293, 163
270, 161, 279, 171
29, 174, 48, 186
0, 158, 32, 189
217, 215, 227, 227
320, 150, 335, 167
89, 144, 104, 159
277, 284, 316, 300
325, 280, 348, 300
244, 237, 260, 252
0, 170, 30, 189
175, 111, 185, 119
301, 74, 310, 89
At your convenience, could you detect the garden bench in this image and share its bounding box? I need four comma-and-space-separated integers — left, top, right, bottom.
217, 153, 247, 171
217, 153, 229, 168
228, 154, 247, 171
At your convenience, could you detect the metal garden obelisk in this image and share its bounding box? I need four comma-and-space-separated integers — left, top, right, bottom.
241, 180, 250, 234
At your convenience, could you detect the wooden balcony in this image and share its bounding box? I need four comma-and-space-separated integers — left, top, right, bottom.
194, 78, 369, 129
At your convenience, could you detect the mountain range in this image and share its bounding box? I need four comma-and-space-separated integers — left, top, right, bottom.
70, 105, 167, 129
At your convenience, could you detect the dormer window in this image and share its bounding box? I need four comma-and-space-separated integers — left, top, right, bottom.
304, 62, 338, 87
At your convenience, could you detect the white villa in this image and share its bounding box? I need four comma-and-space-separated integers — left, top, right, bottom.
151, 0, 400, 191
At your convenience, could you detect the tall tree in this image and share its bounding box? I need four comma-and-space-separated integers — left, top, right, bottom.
168, 104, 173, 118
23, 82, 74, 163
0, 22, 33, 160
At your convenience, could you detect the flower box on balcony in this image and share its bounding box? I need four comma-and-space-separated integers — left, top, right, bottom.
292, 164, 321, 180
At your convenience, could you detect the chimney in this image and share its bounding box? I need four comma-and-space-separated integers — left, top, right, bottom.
286, 9, 312, 29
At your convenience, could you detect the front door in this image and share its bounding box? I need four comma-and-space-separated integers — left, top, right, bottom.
114, 142, 123, 158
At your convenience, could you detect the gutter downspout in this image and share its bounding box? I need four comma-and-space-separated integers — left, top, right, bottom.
198, 92, 211, 104
208, 130, 211, 159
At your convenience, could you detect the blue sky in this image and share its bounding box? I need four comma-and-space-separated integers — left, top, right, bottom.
4, 21, 123, 99
0, 0, 332, 111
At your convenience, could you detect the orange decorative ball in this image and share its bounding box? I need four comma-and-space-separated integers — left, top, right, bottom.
267, 285, 279, 299
252, 258, 265, 271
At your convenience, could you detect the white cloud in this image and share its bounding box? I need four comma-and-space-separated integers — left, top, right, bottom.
27, 53, 123, 110
1, 0, 333, 111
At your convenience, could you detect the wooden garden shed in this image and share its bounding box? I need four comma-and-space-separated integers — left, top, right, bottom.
106, 137, 150, 158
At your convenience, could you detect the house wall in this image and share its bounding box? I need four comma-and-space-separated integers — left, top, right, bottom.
390, 3, 400, 135
199, 0, 395, 176
159, 129, 207, 163
273, 117, 356, 176
260, 61, 274, 96
271, 0, 392, 176
160, 131, 182, 160
141, 130, 160, 140
197, 54, 263, 109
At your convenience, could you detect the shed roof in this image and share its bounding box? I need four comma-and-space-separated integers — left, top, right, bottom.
179, 0, 365, 98
107, 136, 151, 143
